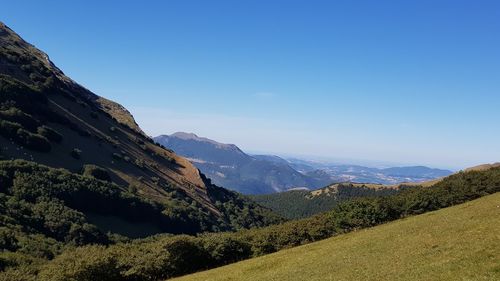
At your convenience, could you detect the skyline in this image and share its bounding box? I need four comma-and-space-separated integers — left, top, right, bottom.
2, 1, 499, 169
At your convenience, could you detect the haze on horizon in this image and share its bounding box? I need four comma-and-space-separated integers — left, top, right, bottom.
2, 0, 499, 170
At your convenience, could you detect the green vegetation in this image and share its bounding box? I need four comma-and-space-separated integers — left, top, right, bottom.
81, 164, 111, 182
174, 192, 500, 281
1, 162, 498, 280
251, 184, 401, 219
70, 148, 82, 159
36, 126, 62, 143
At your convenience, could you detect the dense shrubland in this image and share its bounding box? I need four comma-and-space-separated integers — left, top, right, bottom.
1, 161, 499, 280
252, 184, 402, 219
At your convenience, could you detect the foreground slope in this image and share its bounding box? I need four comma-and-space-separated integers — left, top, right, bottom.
174, 192, 500, 281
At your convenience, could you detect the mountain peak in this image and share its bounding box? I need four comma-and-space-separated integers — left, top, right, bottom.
165, 132, 240, 151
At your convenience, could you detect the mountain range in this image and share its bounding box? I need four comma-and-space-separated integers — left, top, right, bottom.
154, 132, 453, 194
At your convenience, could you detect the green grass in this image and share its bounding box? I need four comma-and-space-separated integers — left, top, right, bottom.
174, 192, 500, 281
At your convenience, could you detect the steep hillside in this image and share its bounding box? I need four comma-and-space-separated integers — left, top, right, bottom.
174, 192, 500, 281
155, 133, 331, 194
252, 183, 402, 219
0, 22, 282, 234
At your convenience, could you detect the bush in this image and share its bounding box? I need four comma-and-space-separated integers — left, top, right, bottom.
15, 129, 51, 152
70, 149, 81, 159
0, 120, 23, 139
36, 126, 62, 143
201, 233, 252, 265
81, 165, 111, 182
111, 153, 122, 161
0, 107, 39, 130
0, 227, 19, 252
0, 121, 51, 152
38, 246, 121, 281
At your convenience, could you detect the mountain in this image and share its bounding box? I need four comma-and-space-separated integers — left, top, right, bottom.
174, 192, 500, 281
154, 133, 453, 194
291, 159, 453, 185
0, 21, 282, 238
154, 133, 330, 194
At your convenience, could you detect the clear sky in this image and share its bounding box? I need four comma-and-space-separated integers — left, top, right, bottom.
2, 0, 499, 169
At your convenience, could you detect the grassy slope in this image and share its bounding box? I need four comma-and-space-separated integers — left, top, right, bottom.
174, 192, 500, 281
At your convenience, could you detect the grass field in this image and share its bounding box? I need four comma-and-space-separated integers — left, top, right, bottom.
173, 192, 500, 281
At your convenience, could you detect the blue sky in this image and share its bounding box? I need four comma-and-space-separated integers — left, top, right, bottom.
2, 0, 499, 169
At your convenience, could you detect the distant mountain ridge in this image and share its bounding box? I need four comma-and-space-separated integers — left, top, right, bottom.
154, 132, 453, 194
155, 133, 328, 194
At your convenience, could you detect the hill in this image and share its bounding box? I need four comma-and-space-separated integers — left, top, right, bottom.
173, 192, 500, 281
0, 21, 282, 235
154, 133, 331, 194
251, 183, 402, 219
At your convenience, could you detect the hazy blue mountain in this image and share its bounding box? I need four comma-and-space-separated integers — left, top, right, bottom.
288, 159, 453, 185
154, 133, 330, 194
154, 133, 453, 194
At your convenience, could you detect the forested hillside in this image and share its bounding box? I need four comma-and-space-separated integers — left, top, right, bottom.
2, 164, 498, 280
251, 183, 402, 219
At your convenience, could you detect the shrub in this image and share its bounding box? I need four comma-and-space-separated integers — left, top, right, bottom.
0, 121, 51, 152
0, 120, 23, 139
81, 165, 111, 182
111, 153, 122, 161
15, 129, 51, 152
0, 107, 39, 130
37, 125, 62, 143
70, 148, 81, 159
0, 227, 19, 252
201, 233, 252, 265
38, 246, 122, 281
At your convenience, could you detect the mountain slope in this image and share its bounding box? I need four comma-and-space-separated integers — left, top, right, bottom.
0, 21, 282, 234
154, 133, 330, 194
174, 192, 500, 281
